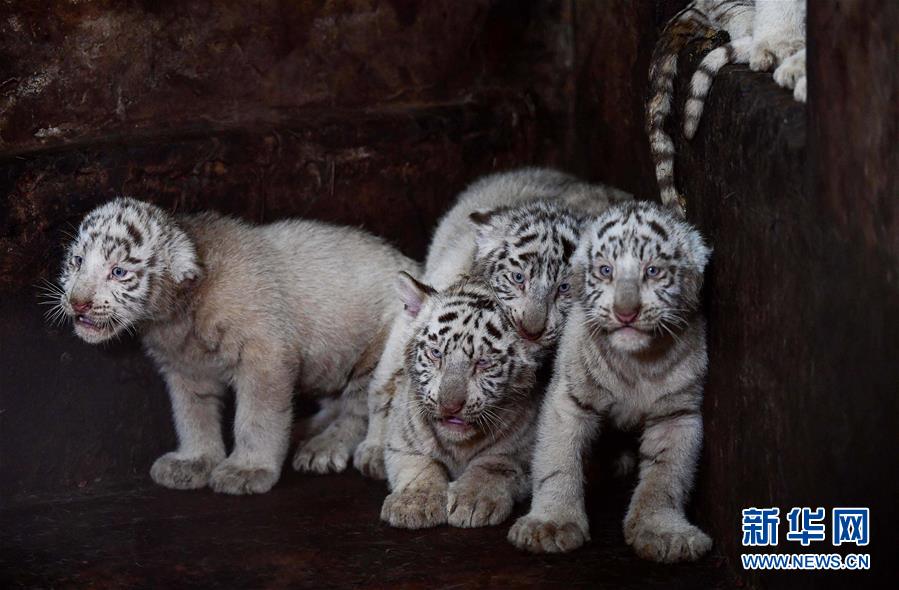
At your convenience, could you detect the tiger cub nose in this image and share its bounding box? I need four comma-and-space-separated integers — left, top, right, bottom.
71, 299, 93, 314
518, 324, 545, 342
440, 400, 465, 416
613, 307, 640, 324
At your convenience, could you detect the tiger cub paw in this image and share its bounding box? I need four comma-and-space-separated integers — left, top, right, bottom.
773, 50, 806, 91
793, 76, 807, 102
353, 441, 386, 480
208, 459, 279, 495
507, 515, 589, 553
381, 488, 448, 529
150, 452, 223, 490
292, 430, 352, 474
624, 510, 712, 563
446, 482, 513, 528
750, 37, 803, 72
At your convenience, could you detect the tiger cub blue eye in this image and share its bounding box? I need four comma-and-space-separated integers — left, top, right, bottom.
558, 282, 571, 293
111, 266, 127, 279
599, 265, 613, 277
427, 347, 443, 360
512, 272, 525, 284
646, 266, 660, 277
73, 255, 83, 267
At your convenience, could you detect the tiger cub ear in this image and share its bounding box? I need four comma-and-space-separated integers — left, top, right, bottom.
468, 206, 512, 228
170, 248, 202, 284
167, 225, 202, 283
396, 271, 436, 318
469, 207, 509, 256
469, 208, 497, 227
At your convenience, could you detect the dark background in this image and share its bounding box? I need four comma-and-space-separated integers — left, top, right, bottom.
1, 1, 895, 588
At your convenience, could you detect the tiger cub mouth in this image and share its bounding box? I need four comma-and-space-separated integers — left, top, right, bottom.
76, 315, 100, 329
437, 415, 474, 433
73, 314, 116, 341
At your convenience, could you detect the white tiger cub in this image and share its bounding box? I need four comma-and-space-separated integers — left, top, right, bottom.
353, 168, 632, 479
424, 167, 632, 295
508, 201, 713, 562
648, 0, 806, 213
54, 197, 417, 494
380, 274, 541, 529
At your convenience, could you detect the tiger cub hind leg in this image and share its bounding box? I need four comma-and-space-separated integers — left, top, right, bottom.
291, 390, 367, 474
293, 321, 393, 474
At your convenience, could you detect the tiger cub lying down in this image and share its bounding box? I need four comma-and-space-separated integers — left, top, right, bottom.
380, 274, 542, 529
354, 167, 632, 479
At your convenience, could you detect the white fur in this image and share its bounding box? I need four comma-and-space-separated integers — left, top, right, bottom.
353, 168, 632, 479
57, 198, 418, 494
424, 167, 631, 290
380, 276, 540, 529
508, 202, 714, 562
684, 0, 807, 138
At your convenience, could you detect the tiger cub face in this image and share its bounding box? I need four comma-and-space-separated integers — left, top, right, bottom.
469, 201, 583, 350
397, 273, 539, 444
55, 197, 200, 343
577, 201, 710, 353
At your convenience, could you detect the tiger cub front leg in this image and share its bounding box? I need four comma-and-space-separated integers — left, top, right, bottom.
624, 401, 711, 562
508, 369, 603, 552
150, 372, 227, 490
209, 351, 295, 495
447, 456, 524, 528
381, 450, 449, 529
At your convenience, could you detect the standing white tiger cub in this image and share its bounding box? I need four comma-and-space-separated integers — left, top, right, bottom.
54, 198, 418, 494
380, 274, 541, 529
508, 201, 713, 562
353, 168, 632, 479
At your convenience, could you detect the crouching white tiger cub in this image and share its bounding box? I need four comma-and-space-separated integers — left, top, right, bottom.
508, 201, 713, 562
353, 168, 633, 478
54, 197, 417, 494
380, 274, 541, 529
